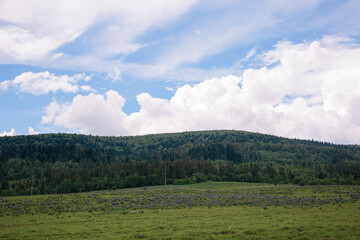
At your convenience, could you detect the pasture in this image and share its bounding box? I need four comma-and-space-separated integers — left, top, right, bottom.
1, 182, 359, 239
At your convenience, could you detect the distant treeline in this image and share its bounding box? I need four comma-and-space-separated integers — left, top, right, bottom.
1, 130, 360, 196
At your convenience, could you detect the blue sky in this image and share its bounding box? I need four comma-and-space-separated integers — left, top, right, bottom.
1, 0, 360, 143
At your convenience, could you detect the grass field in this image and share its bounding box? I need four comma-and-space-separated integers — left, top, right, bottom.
1, 182, 359, 239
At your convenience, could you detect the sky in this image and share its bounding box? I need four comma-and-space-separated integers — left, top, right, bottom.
1, 0, 360, 144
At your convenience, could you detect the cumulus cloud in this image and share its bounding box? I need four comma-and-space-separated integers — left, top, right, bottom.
41, 36, 360, 143
0, 71, 93, 95
28, 127, 39, 135
42, 90, 127, 135
0, 128, 16, 137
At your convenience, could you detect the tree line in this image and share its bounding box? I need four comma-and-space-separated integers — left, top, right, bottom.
1, 130, 359, 195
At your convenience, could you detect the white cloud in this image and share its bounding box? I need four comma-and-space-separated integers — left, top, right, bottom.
165, 87, 175, 92
232, 48, 257, 69
125, 76, 244, 135
28, 126, 39, 135
80, 85, 96, 92
42, 90, 127, 135
0, 0, 91, 62
105, 67, 122, 82
0, 0, 199, 64
0, 128, 16, 137
1, 71, 93, 95
244, 48, 257, 62
41, 36, 360, 143
41, 101, 62, 124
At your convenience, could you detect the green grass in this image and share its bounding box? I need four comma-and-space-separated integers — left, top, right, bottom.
1, 182, 359, 239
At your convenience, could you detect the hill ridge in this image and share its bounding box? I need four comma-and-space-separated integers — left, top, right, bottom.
1, 130, 359, 196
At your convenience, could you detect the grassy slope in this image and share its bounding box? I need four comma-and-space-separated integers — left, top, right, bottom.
1, 182, 359, 240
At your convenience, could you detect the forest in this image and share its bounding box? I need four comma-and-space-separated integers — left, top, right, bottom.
1, 130, 359, 196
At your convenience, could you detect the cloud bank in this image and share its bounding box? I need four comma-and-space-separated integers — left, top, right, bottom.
41, 36, 360, 144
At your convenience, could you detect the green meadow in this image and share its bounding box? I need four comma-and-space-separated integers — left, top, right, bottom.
1, 182, 359, 239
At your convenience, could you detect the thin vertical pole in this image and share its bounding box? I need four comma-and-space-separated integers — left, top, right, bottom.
164, 162, 167, 186
31, 176, 34, 195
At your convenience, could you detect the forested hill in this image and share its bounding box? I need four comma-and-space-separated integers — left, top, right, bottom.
1, 130, 360, 196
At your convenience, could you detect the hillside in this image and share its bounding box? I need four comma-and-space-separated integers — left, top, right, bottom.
1, 130, 360, 195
